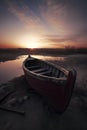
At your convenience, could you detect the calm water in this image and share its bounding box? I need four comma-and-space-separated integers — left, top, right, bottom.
0, 55, 65, 85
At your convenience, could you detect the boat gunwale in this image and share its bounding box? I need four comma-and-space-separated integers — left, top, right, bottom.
23, 56, 68, 82
22, 56, 77, 113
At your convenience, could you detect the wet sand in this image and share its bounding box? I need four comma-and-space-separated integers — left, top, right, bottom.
0, 54, 87, 130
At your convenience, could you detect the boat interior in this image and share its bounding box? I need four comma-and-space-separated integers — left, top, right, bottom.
25, 58, 67, 78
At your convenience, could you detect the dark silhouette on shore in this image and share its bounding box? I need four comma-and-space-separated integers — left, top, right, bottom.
0, 47, 87, 62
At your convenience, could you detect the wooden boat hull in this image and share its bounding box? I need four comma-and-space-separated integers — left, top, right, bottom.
23, 56, 77, 113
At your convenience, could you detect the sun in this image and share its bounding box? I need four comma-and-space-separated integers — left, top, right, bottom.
19, 35, 41, 49
28, 36, 40, 49
29, 41, 38, 49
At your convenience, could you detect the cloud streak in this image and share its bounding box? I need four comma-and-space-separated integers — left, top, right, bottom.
7, 0, 87, 34
7, 0, 69, 34
42, 29, 87, 48
0, 0, 87, 48
6, 1, 49, 35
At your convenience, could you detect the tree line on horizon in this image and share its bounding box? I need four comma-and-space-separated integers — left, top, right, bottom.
0, 47, 87, 55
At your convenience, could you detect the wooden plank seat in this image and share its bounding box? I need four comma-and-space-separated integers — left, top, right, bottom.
38, 70, 52, 76
27, 65, 41, 70
33, 68, 47, 73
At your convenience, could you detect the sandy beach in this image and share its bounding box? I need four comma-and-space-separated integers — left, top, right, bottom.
0, 54, 87, 130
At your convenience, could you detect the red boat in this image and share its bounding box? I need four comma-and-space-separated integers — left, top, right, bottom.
23, 55, 76, 113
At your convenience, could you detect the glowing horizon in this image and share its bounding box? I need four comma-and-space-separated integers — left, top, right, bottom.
0, 0, 87, 49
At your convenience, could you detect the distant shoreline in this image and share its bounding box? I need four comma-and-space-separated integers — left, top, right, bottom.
0, 48, 87, 62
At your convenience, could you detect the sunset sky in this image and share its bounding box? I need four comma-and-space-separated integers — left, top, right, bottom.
0, 0, 87, 48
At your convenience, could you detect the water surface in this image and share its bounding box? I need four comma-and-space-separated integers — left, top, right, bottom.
0, 55, 28, 85
0, 55, 65, 85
